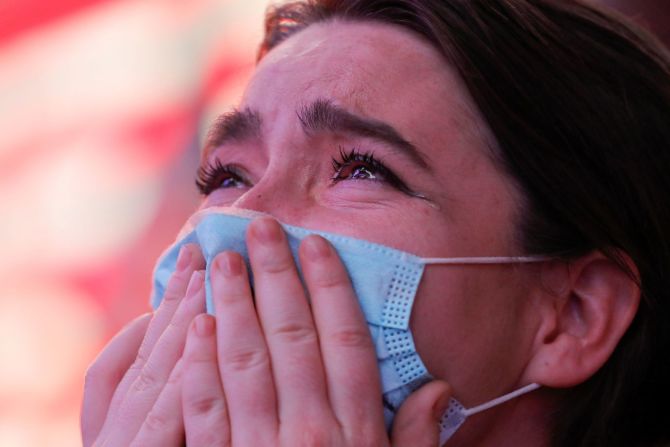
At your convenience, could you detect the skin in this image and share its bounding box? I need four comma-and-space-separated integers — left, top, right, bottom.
213, 18, 538, 420
82, 18, 641, 447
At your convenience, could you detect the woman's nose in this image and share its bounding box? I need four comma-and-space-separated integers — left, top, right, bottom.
230, 175, 308, 224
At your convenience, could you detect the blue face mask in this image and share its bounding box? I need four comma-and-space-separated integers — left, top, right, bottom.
151, 207, 542, 444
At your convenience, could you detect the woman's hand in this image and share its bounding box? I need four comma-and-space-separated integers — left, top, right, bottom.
180, 217, 453, 446
81, 244, 206, 447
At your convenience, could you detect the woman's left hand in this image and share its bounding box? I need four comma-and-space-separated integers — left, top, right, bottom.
180, 217, 452, 446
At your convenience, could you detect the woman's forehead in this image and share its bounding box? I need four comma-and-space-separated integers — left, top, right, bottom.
241, 20, 492, 164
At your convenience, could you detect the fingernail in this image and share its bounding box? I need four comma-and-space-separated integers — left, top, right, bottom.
215, 252, 242, 277
194, 314, 215, 337
176, 246, 192, 271
303, 235, 331, 261
251, 218, 282, 244
433, 391, 451, 421
186, 270, 204, 297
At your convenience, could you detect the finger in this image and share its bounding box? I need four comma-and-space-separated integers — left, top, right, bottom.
247, 218, 329, 421
299, 235, 384, 433
102, 269, 206, 445
391, 381, 452, 447
130, 360, 186, 447
101, 243, 204, 433
182, 314, 230, 447
81, 313, 152, 447
211, 251, 277, 445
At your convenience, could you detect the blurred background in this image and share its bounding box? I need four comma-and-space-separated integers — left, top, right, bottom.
0, 0, 667, 445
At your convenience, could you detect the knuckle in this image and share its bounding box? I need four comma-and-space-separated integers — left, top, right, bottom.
357, 439, 388, 447
132, 366, 161, 392
222, 347, 270, 372
125, 359, 144, 381
217, 290, 248, 304
163, 266, 198, 301
167, 366, 183, 385
258, 255, 294, 275
161, 290, 181, 302
185, 395, 224, 416
184, 345, 216, 364
329, 328, 371, 349
163, 276, 186, 301
84, 361, 122, 394
271, 322, 318, 345
345, 425, 387, 447
289, 424, 331, 447
191, 432, 230, 447
134, 346, 151, 367
312, 270, 347, 290
164, 320, 184, 336
143, 410, 168, 432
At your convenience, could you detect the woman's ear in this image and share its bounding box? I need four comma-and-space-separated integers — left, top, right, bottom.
523, 251, 640, 387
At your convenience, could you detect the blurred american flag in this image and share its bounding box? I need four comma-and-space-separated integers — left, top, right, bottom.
0, 0, 266, 444
0, 0, 666, 445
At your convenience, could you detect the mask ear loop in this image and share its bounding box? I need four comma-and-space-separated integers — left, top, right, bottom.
462, 383, 542, 417
421, 256, 551, 265
437, 384, 542, 446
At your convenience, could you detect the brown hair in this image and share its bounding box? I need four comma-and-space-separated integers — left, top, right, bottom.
258, 1, 670, 446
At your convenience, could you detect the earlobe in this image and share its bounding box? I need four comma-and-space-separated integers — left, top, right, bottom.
523, 252, 640, 388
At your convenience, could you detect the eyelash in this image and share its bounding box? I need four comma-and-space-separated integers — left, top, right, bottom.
330, 147, 411, 193
195, 159, 250, 195
195, 147, 416, 196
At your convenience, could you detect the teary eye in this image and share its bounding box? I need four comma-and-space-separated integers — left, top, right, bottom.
331, 147, 429, 199
331, 148, 387, 182
196, 159, 251, 195
335, 161, 378, 181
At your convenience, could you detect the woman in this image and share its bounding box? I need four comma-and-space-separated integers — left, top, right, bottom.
81, 1, 670, 446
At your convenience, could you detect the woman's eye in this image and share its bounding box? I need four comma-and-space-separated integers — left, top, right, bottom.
331, 148, 387, 184
218, 174, 247, 188
333, 162, 380, 181
331, 147, 427, 199
195, 161, 250, 196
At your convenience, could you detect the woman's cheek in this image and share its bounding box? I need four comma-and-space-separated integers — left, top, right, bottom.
200, 188, 249, 209
320, 181, 403, 208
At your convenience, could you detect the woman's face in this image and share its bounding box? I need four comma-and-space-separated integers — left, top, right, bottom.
198, 20, 540, 408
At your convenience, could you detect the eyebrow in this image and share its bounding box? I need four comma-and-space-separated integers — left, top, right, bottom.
203, 108, 262, 157
297, 98, 430, 170
202, 99, 430, 170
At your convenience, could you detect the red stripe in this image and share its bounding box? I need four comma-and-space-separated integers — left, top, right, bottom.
0, 105, 198, 183
0, 0, 113, 45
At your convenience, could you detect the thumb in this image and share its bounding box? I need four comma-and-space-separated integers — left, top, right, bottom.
391, 380, 452, 447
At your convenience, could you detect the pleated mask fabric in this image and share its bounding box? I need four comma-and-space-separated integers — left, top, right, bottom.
151, 207, 543, 443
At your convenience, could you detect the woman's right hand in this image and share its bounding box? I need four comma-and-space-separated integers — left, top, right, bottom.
81, 244, 206, 447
